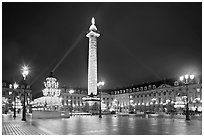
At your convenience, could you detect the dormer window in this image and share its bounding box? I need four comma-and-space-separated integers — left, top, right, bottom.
140, 87, 143, 91
144, 86, 147, 90
174, 81, 179, 86
2, 82, 6, 87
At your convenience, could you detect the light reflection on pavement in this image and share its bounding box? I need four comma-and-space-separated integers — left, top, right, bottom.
30, 115, 202, 135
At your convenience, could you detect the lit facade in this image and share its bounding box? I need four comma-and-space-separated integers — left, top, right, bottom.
33, 72, 62, 111
58, 77, 202, 114
86, 17, 100, 96
60, 87, 88, 112
108, 77, 202, 113
2, 81, 32, 114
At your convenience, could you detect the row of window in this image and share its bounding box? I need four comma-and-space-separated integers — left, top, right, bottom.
2, 82, 31, 89
61, 96, 84, 100
102, 98, 113, 100
131, 91, 170, 98
112, 85, 157, 95
62, 89, 88, 94
62, 100, 82, 105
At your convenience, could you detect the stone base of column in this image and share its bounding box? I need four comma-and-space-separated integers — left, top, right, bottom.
83, 96, 100, 114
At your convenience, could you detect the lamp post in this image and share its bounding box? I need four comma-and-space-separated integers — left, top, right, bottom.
129, 99, 134, 113
180, 74, 195, 120
97, 81, 105, 118
113, 99, 118, 112
152, 98, 156, 113
13, 82, 19, 118
69, 89, 74, 116
21, 65, 29, 121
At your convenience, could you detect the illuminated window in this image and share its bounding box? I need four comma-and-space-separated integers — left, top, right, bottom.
144, 86, 147, 90
9, 84, 12, 88
174, 81, 179, 86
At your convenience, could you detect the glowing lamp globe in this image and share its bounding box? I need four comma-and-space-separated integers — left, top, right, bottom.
180, 76, 184, 81
190, 74, 194, 80
184, 74, 189, 80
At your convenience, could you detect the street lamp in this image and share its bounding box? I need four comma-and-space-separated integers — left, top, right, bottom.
129, 99, 134, 113
180, 74, 195, 120
97, 81, 105, 118
152, 98, 156, 113
69, 89, 74, 116
113, 99, 118, 112
21, 65, 29, 121
13, 82, 19, 118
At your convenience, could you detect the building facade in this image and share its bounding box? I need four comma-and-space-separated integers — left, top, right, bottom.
109, 80, 202, 114
2, 81, 32, 114
59, 77, 202, 114
27, 76, 202, 114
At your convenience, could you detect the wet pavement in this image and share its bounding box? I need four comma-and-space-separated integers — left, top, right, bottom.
30, 115, 202, 135
2, 114, 48, 135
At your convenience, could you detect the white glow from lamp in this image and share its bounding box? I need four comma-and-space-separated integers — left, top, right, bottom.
190, 74, 195, 80
69, 89, 74, 94
13, 82, 18, 89
22, 65, 29, 80
184, 74, 189, 80
180, 76, 184, 81
9, 84, 12, 89
97, 81, 105, 87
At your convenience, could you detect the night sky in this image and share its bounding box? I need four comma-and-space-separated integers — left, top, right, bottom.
2, 2, 202, 99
